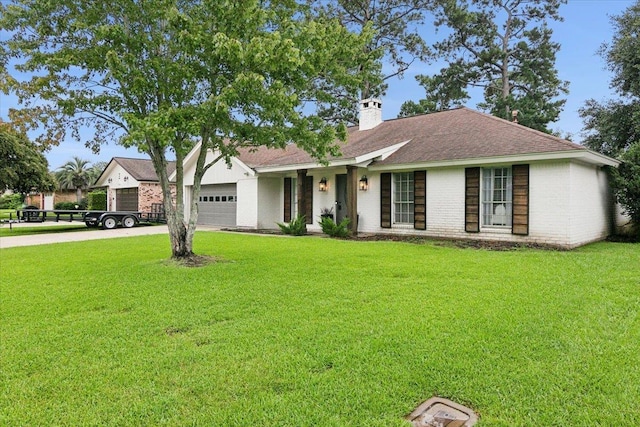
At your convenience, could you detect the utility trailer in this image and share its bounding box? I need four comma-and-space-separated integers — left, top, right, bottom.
15, 207, 164, 229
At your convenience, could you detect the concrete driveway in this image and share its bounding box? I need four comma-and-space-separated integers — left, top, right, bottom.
0, 222, 171, 249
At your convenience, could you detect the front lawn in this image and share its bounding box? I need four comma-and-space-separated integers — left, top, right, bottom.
0, 209, 17, 221
0, 223, 89, 237
1, 233, 638, 426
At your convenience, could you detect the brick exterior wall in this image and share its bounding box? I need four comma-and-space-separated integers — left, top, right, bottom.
138, 182, 176, 213
304, 161, 615, 248
26, 190, 83, 209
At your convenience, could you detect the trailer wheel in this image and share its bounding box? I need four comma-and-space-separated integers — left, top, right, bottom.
122, 215, 136, 228
102, 216, 118, 230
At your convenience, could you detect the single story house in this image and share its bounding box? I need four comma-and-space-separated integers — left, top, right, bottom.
94, 157, 177, 212
178, 99, 624, 248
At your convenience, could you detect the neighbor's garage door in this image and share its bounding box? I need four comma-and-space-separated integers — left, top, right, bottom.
197, 184, 237, 226
116, 188, 138, 211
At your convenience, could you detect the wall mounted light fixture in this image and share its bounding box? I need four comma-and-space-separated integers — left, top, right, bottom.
359, 175, 368, 191
319, 177, 328, 192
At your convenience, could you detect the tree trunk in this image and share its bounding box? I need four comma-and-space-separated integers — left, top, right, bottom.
147, 139, 195, 260
166, 206, 192, 258
76, 187, 82, 204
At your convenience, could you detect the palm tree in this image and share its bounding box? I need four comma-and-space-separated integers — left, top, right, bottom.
86, 161, 107, 186
55, 157, 91, 203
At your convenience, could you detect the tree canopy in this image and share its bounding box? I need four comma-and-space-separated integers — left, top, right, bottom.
1, 0, 379, 259
400, 0, 568, 133
579, 0, 640, 236
0, 123, 54, 194
580, 0, 640, 158
308, 0, 431, 124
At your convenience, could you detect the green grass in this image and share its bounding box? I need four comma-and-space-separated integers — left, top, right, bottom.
1, 233, 639, 426
0, 223, 89, 237
0, 209, 17, 220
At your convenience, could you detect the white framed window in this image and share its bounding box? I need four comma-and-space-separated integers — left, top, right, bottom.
482, 167, 512, 227
393, 172, 414, 224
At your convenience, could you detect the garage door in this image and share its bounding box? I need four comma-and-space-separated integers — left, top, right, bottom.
197, 184, 237, 226
116, 188, 138, 211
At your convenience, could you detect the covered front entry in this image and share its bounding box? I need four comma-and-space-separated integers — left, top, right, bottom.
197, 184, 237, 226
116, 188, 138, 211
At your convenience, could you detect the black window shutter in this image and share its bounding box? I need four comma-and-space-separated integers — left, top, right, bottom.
414, 170, 426, 230
284, 177, 291, 222
465, 168, 480, 233
380, 173, 392, 228
512, 164, 529, 235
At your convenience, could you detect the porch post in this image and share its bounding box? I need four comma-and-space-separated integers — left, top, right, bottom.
296, 169, 308, 230
346, 166, 358, 235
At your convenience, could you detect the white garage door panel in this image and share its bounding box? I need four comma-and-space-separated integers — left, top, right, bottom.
198, 184, 237, 226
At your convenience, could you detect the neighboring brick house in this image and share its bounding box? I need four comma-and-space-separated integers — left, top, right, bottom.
25, 190, 80, 209
94, 157, 176, 213
178, 99, 625, 248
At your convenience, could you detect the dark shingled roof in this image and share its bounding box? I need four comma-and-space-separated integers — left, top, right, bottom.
236, 107, 586, 169
113, 157, 177, 181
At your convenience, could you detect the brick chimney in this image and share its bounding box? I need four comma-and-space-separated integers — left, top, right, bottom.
359, 98, 383, 131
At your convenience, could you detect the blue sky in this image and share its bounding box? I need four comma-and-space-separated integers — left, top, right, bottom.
0, 0, 634, 169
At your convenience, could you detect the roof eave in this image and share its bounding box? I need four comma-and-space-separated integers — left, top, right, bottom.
252, 140, 411, 174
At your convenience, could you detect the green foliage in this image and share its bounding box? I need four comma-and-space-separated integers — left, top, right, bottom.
611, 144, 640, 238
579, 1, 640, 236
579, 2, 640, 158
0, 125, 55, 193
604, 1, 640, 98
277, 215, 307, 236
579, 99, 640, 157
398, 62, 470, 116
404, 0, 568, 132
87, 191, 107, 210
54, 157, 93, 203
0, 193, 24, 209
319, 215, 350, 238
54, 200, 86, 210
1, 0, 378, 257
308, 0, 426, 124
1, 234, 639, 425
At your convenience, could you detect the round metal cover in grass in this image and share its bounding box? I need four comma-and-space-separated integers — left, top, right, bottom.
406, 397, 478, 427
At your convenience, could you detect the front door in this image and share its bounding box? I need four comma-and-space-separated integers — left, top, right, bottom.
335, 174, 348, 223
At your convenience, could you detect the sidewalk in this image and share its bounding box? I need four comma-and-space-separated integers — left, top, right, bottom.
0, 223, 171, 249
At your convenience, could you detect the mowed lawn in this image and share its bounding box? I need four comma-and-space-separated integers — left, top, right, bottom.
1, 232, 639, 426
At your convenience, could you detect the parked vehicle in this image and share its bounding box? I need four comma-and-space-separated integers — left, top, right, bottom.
15, 208, 165, 229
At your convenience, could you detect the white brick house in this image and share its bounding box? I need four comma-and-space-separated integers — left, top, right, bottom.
179, 100, 623, 248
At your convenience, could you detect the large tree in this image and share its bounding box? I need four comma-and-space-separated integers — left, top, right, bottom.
1, 0, 377, 260
309, 0, 432, 124
0, 123, 54, 194
55, 157, 92, 203
400, 0, 568, 132
579, 0, 640, 236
